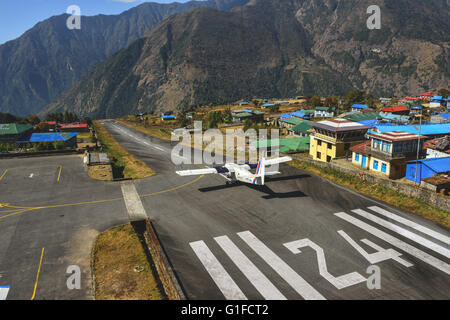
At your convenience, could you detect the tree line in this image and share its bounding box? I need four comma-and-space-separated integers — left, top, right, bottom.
1, 111, 92, 126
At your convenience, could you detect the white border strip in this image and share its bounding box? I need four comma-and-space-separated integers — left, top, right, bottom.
190, 240, 247, 300
0, 286, 10, 300
215, 235, 286, 300
368, 206, 450, 245
352, 209, 450, 258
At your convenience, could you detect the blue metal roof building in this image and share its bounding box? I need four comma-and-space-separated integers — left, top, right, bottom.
280, 113, 292, 121
351, 104, 369, 111
19, 132, 79, 143
405, 157, 450, 183
379, 112, 411, 123
369, 123, 450, 136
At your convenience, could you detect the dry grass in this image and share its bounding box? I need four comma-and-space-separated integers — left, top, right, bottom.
290, 159, 450, 227
93, 224, 165, 300
93, 120, 154, 179
87, 164, 113, 181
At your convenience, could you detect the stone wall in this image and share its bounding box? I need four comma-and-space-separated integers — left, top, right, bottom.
291, 155, 450, 213
143, 219, 186, 300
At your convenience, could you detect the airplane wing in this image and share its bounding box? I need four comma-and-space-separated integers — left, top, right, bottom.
264, 171, 281, 176
176, 168, 219, 176
264, 156, 293, 166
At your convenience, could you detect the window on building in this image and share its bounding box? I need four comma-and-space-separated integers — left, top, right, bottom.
317, 140, 322, 146
327, 156, 332, 162
355, 153, 360, 161
317, 152, 322, 159
373, 139, 380, 150
328, 143, 332, 149
381, 163, 387, 174
373, 160, 379, 170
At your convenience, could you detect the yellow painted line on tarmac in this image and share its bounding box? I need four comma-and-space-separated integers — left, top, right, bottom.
30, 248, 45, 300
57, 166, 62, 182
0, 174, 204, 221
0, 169, 7, 181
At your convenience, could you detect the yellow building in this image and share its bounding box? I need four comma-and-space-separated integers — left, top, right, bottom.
351, 131, 426, 179
309, 119, 370, 162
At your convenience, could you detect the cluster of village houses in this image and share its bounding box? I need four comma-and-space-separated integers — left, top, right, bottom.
2, 93, 449, 190
232, 94, 450, 189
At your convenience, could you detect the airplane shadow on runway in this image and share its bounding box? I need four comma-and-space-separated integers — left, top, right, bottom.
198, 174, 309, 199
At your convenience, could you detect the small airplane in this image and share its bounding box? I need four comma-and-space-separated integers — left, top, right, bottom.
175, 156, 292, 186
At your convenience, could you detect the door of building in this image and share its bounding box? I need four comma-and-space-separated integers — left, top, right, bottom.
362, 155, 367, 168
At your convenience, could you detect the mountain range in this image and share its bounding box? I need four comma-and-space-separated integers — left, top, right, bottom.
1, 0, 449, 118
0, 0, 249, 116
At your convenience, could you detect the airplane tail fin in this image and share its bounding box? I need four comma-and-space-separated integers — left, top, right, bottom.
253, 156, 265, 185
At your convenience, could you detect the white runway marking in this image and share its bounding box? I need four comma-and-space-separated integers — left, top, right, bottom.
237, 231, 325, 300
284, 238, 366, 290
335, 212, 450, 275
338, 230, 413, 267
190, 240, 247, 300
0, 286, 9, 300
29, 173, 34, 178
368, 206, 450, 245
120, 181, 148, 221
352, 209, 450, 258
214, 235, 286, 300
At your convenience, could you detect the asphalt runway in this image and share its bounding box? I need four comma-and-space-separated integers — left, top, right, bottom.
0, 120, 449, 300
102, 120, 450, 300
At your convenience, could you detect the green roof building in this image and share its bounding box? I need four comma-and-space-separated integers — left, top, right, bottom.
343, 112, 380, 122
289, 121, 313, 137
0, 123, 33, 143
252, 137, 310, 153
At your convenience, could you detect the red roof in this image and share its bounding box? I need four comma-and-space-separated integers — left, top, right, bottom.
369, 131, 426, 142
350, 141, 370, 155
39, 121, 57, 125
59, 123, 89, 129
403, 97, 419, 100
424, 136, 450, 154
381, 106, 409, 113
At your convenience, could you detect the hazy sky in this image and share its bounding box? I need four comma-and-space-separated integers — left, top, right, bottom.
0, 0, 192, 45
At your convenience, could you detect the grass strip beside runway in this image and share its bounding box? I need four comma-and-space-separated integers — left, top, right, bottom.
92, 224, 165, 300
93, 120, 154, 179
290, 159, 450, 228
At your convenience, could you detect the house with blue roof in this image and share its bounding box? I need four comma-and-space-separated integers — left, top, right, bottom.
351, 104, 370, 112
379, 112, 411, 124
405, 157, 450, 183
430, 96, 447, 108
370, 123, 450, 139
431, 113, 450, 123
279, 113, 292, 121
18, 132, 79, 149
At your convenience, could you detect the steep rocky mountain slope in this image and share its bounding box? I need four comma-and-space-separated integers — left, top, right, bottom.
44, 0, 449, 118
0, 0, 249, 116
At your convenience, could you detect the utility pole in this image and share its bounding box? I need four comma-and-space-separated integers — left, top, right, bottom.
414, 108, 423, 185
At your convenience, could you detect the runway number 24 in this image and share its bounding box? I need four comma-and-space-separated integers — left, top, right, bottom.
283, 231, 412, 290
